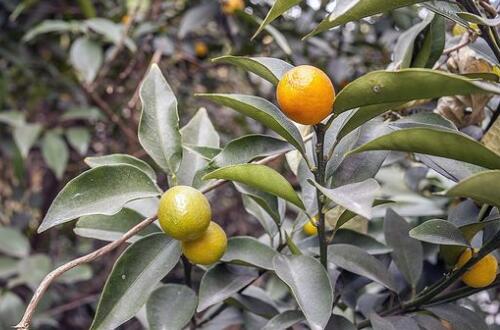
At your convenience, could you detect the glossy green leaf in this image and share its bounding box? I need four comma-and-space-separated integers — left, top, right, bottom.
75, 208, 160, 242
91, 234, 181, 330
393, 13, 434, 69
384, 209, 423, 287
273, 255, 333, 330
204, 164, 304, 209
38, 164, 161, 232
409, 219, 470, 246
413, 14, 445, 68
213, 56, 293, 85
309, 179, 380, 219
84, 18, 135, 51
197, 94, 306, 156
252, 0, 301, 38
334, 69, 500, 113
85, 153, 157, 181
328, 244, 398, 291
211, 134, 290, 168
146, 284, 197, 330
198, 264, 259, 312
22, 20, 76, 42
241, 194, 279, 237
0, 228, 30, 258
42, 132, 69, 179
139, 64, 182, 175
420, 2, 469, 28
457, 12, 500, 27
12, 123, 42, 158
69, 37, 103, 84
306, 0, 428, 38
446, 170, 500, 208
66, 127, 91, 155
350, 128, 500, 170
326, 315, 357, 329
236, 182, 282, 226
184, 145, 221, 160
222, 236, 278, 270
262, 310, 304, 330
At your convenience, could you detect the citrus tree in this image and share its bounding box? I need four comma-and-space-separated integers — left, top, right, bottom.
9, 0, 500, 329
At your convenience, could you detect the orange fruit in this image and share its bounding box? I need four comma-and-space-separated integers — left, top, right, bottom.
182, 222, 227, 265
194, 41, 208, 58
303, 217, 318, 236
158, 186, 211, 241
456, 248, 498, 288
277, 65, 335, 125
221, 0, 244, 15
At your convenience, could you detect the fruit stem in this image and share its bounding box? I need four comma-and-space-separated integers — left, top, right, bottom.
313, 123, 328, 269
182, 256, 192, 288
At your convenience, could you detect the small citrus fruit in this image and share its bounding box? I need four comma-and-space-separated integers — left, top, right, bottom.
182, 222, 227, 265
158, 185, 211, 241
221, 0, 244, 14
452, 23, 479, 36
303, 217, 318, 236
456, 248, 498, 288
194, 41, 208, 58
277, 65, 335, 125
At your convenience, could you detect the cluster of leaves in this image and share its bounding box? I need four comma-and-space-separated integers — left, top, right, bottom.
3, 0, 500, 329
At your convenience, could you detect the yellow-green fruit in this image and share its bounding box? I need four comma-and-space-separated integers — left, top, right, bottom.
452, 23, 479, 36
158, 185, 211, 241
303, 218, 318, 236
456, 249, 498, 288
182, 222, 227, 265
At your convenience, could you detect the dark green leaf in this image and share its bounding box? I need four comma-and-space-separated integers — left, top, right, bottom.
85, 154, 157, 181
426, 304, 488, 330
241, 194, 279, 237
457, 12, 500, 27
420, 2, 469, 28
393, 13, 434, 69
178, 2, 218, 39
252, 0, 302, 38
325, 315, 356, 329
409, 219, 470, 246
262, 310, 304, 330
222, 236, 278, 270
446, 170, 500, 208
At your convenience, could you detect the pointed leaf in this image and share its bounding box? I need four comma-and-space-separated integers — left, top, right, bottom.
42, 132, 69, 179
334, 69, 500, 113
446, 170, 500, 208
222, 237, 278, 270
309, 179, 380, 219
90, 234, 181, 330
85, 154, 157, 181
139, 64, 182, 175
13, 123, 42, 158
409, 219, 470, 246
241, 194, 279, 237
38, 164, 161, 232
197, 94, 305, 156
146, 284, 197, 330
211, 134, 290, 168
66, 127, 91, 155
328, 244, 398, 291
198, 264, 259, 312
253, 0, 301, 38
349, 128, 500, 170
0, 228, 30, 258
273, 255, 333, 330
69, 37, 102, 84
262, 310, 304, 330
204, 164, 304, 209
306, 0, 428, 38
384, 209, 423, 287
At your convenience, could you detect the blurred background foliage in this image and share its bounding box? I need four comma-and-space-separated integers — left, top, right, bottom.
1, 0, 500, 328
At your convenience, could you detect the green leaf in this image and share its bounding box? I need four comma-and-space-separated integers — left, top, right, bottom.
84, 18, 136, 51
61, 107, 103, 121
58, 264, 93, 284
69, 37, 103, 84
393, 13, 434, 69
222, 237, 278, 270
252, 0, 301, 38
334, 69, 500, 113
413, 314, 448, 330
457, 12, 500, 27
38, 164, 161, 232
75, 208, 160, 242
241, 194, 279, 237
22, 20, 78, 42
0, 228, 30, 258
10, 254, 51, 289
146, 284, 197, 330
262, 310, 304, 330
0, 292, 25, 329
308, 179, 380, 219
328, 244, 398, 291
349, 128, 500, 170
197, 94, 306, 156
413, 14, 445, 68
409, 219, 470, 246
198, 264, 259, 312
42, 132, 69, 179
384, 209, 423, 287
0, 111, 25, 126
185, 145, 221, 160
91, 234, 181, 330
66, 127, 91, 155
211, 134, 290, 168
139, 64, 183, 176
273, 255, 333, 330
0, 257, 19, 278
235, 183, 282, 227
85, 153, 157, 181
420, 1, 469, 28
177, 2, 218, 39
446, 170, 500, 208
426, 304, 488, 330
326, 315, 357, 329
204, 164, 305, 209
306, 0, 428, 38
13, 123, 42, 158
213, 56, 293, 85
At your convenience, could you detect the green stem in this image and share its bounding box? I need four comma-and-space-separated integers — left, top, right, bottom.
313, 123, 328, 268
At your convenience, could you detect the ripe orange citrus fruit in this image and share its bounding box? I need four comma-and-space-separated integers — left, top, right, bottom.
194, 41, 208, 58
158, 185, 211, 241
277, 65, 335, 125
303, 217, 318, 236
456, 248, 498, 288
182, 222, 227, 265
221, 0, 244, 15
